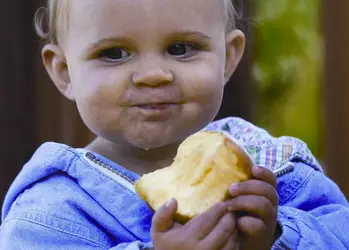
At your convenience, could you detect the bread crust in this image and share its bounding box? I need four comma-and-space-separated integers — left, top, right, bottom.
135, 131, 254, 223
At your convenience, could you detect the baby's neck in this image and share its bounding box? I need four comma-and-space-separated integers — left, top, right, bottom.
85, 137, 180, 176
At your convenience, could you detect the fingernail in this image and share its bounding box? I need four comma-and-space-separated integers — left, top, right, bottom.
254, 166, 263, 176
229, 184, 239, 195
165, 198, 174, 208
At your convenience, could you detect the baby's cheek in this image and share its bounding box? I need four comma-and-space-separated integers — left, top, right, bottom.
184, 72, 224, 103
180, 72, 224, 128
74, 86, 118, 132
183, 59, 225, 97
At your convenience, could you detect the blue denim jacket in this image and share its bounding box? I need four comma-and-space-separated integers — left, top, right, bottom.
1, 118, 349, 249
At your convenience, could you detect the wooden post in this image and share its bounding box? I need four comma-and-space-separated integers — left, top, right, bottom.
0, 1, 38, 208
323, 0, 349, 198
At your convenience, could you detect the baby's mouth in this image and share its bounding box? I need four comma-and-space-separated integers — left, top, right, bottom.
135, 103, 176, 110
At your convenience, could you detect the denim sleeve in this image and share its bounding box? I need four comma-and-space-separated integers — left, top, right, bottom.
273, 163, 349, 249
0, 216, 153, 250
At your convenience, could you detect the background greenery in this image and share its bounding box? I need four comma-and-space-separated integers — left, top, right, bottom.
253, 0, 323, 159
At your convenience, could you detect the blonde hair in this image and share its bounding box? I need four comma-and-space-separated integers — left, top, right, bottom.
34, 0, 69, 45
35, 0, 238, 45
224, 0, 239, 32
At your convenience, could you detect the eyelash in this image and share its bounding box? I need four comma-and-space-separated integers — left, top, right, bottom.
97, 48, 131, 63
96, 42, 204, 63
167, 42, 202, 58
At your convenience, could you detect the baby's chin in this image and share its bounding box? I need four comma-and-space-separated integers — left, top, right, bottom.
124, 129, 192, 152
121, 129, 180, 151
127, 136, 178, 151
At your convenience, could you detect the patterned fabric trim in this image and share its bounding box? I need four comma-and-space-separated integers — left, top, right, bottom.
205, 117, 322, 172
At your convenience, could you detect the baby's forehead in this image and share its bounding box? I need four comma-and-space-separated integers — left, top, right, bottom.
68, 0, 226, 35
69, 0, 227, 12
70, 0, 225, 17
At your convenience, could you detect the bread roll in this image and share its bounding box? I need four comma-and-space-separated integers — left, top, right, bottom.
134, 131, 254, 223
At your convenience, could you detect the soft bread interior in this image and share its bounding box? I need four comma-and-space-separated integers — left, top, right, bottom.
134, 131, 253, 223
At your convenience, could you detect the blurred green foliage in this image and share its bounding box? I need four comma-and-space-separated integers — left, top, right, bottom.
253, 0, 323, 159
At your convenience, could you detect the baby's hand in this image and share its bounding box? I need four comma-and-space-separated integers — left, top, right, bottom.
227, 166, 279, 250
151, 199, 238, 250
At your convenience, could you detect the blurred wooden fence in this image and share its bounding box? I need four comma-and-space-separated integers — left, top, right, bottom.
323, 0, 349, 198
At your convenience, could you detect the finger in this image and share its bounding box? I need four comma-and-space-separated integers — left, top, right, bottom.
200, 212, 235, 249
185, 202, 228, 239
221, 228, 239, 250
227, 195, 276, 222
228, 180, 279, 206
237, 216, 267, 237
252, 166, 277, 188
171, 222, 182, 230
151, 198, 178, 234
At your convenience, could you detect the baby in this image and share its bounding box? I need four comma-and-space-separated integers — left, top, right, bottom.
1, 0, 349, 249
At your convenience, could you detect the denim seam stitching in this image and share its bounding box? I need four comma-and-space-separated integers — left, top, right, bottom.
279, 210, 302, 249
76, 156, 138, 197
72, 156, 142, 240
2, 211, 110, 248
37, 146, 141, 241
279, 168, 314, 206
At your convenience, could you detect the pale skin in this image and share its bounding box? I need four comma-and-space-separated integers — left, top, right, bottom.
42, 0, 278, 249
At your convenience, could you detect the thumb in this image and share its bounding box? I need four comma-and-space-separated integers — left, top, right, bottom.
151, 198, 178, 233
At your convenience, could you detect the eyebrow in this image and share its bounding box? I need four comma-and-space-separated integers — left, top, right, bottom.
84, 31, 212, 54
167, 31, 212, 42
85, 37, 134, 53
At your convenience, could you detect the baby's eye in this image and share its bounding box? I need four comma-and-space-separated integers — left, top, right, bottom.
99, 48, 131, 62
167, 43, 199, 58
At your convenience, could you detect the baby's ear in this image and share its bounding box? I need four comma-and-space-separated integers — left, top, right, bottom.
224, 30, 245, 83
42, 44, 75, 101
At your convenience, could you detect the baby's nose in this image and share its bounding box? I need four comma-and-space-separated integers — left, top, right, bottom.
132, 68, 174, 87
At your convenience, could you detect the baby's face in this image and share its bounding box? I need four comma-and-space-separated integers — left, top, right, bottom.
63, 0, 240, 150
